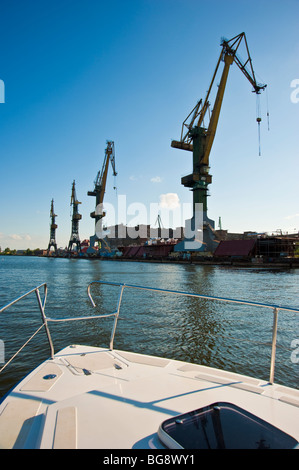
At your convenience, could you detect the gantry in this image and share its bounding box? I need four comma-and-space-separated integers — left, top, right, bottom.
47, 199, 58, 255
68, 180, 82, 253
87, 141, 117, 251
171, 32, 266, 251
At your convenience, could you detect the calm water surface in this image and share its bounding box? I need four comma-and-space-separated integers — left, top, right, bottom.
0, 256, 298, 396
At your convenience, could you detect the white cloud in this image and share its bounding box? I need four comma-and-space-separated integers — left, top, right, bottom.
10, 234, 32, 241
159, 193, 180, 210
129, 174, 144, 182
285, 213, 299, 220
150, 176, 163, 183
10, 234, 22, 240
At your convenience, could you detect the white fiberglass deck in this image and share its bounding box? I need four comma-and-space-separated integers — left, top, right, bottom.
0, 344, 298, 449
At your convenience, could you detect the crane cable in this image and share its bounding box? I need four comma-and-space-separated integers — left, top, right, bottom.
113, 173, 117, 196
266, 86, 270, 131
256, 94, 262, 156
256, 86, 270, 156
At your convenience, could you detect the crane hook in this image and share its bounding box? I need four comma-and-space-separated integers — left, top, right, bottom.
256, 117, 262, 156
256, 93, 262, 156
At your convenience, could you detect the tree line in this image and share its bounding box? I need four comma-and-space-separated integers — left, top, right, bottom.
0, 248, 42, 256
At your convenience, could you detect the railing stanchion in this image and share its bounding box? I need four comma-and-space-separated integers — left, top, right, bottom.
109, 284, 125, 351
35, 286, 54, 359
269, 307, 279, 384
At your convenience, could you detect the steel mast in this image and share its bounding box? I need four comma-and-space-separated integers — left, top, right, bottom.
68, 180, 82, 254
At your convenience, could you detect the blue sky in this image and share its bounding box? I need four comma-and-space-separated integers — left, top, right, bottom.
0, 0, 298, 249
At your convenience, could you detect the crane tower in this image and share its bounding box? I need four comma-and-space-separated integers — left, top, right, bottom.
171, 32, 266, 252
47, 199, 58, 255
87, 141, 117, 252
68, 180, 82, 254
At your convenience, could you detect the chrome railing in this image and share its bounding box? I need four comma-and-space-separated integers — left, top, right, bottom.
1, 281, 298, 384
0, 283, 53, 372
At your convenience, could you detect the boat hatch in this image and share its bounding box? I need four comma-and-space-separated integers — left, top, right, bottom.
158, 402, 299, 449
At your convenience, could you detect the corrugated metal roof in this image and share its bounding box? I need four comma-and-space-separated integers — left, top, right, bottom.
214, 239, 256, 257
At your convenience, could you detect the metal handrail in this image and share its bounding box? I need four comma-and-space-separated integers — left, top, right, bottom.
1, 281, 298, 384
0, 283, 47, 312
0, 283, 54, 367
87, 281, 299, 384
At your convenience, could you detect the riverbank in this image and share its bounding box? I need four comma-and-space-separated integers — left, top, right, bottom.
89, 256, 299, 269
2, 252, 299, 269
113, 257, 299, 268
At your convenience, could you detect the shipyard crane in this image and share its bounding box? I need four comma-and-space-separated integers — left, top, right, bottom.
87, 141, 117, 251
171, 32, 266, 251
47, 199, 58, 255
68, 180, 82, 254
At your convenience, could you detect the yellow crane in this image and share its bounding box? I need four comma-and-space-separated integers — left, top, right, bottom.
172, 33, 266, 214
171, 32, 266, 251
87, 141, 117, 252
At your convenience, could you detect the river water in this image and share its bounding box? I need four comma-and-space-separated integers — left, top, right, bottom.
0, 256, 298, 397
